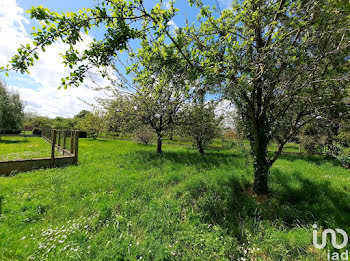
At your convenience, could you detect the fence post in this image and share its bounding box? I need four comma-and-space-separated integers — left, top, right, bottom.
299, 143, 302, 154
74, 131, 79, 164
63, 131, 67, 155
51, 129, 56, 161
70, 131, 74, 154
58, 131, 61, 147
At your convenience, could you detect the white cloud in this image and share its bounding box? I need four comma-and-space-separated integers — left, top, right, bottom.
0, 0, 116, 118
167, 19, 178, 30
0, 0, 30, 65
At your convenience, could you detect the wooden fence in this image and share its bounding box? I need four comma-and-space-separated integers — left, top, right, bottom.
0, 129, 79, 176
41, 129, 79, 164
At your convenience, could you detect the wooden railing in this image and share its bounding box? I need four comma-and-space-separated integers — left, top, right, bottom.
0, 129, 80, 176
42, 129, 79, 164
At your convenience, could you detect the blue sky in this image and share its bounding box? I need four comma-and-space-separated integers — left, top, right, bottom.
0, 0, 231, 118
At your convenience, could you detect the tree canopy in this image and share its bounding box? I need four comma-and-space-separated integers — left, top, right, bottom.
77, 110, 107, 139
0, 81, 24, 138
180, 100, 223, 154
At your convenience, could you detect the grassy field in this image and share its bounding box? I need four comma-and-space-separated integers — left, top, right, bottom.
0, 138, 349, 260
0, 136, 57, 161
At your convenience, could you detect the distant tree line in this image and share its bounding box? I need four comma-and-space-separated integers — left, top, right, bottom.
23, 110, 91, 130
0, 80, 24, 140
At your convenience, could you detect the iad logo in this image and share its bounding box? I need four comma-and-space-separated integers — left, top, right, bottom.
313, 224, 349, 260
313, 224, 348, 249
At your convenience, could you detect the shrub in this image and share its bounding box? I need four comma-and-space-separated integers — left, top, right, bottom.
299, 134, 327, 156
330, 144, 350, 168
337, 153, 350, 168
79, 131, 88, 138
223, 128, 239, 140
179, 101, 223, 154
303, 139, 323, 155
32, 128, 42, 136
134, 127, 155, 145
3, 129, 21, 134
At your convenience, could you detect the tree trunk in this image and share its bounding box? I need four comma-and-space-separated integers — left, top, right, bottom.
252, 150, 270, 195
198, 139, 204, 154
250, 118, 270, 195
157, 134, 162, 154
199, 147, 204, 154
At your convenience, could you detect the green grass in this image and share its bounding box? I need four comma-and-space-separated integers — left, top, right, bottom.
0, 136, 58, 161
0, 138, 349, 260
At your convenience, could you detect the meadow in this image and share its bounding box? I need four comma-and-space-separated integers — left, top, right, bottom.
0, 137, 349, 260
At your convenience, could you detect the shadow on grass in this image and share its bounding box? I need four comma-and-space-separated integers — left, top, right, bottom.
268, 170, 350, 229
194, 168, 350, 235
126, 149, 246, 170
0, 139, 30, 144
